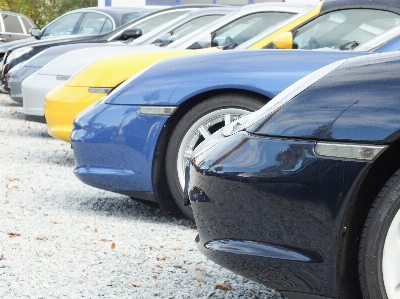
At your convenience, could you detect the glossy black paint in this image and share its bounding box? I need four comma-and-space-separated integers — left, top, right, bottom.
188, 52, 400, 299
190, 132, 369, 298
248, 53, 400, 143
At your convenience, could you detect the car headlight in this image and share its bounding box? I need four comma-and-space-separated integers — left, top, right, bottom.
7, 47, 33, 61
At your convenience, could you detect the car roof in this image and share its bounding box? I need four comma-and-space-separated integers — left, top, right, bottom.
321, 0, 400, 14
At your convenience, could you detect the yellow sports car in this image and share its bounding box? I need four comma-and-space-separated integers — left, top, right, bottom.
44, 2, 322, 142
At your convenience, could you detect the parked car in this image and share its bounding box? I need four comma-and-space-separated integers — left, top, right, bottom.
0, 5, 212, 92
7, 6, 236, 103
0, 6, 157, 61
57, 0, 400, 219
24, 2, 308, 123
67, 47, 381, 220
187, 50, 400, 299
0, 11, 36, 43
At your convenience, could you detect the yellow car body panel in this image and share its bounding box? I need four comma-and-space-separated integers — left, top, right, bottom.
45, 49, 212, 142
45, 3, 323, 143
248, 1, 323, 49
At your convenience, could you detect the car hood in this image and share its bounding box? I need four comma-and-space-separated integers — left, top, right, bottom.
36, 44, 161, 77
104, 49, 373, 106
2, 34, 101, 54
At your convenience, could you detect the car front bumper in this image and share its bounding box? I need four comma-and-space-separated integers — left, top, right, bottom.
188, 131, 370, 298
71, 102, 169, 198
45, 84, 105, 142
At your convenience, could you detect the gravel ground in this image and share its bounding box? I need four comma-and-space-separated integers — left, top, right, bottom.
0, 94, 283, 299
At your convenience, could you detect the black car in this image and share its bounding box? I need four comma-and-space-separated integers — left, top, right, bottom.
188, 51, 400, 299
0, 11, 36, 43
0, 5, 214, 93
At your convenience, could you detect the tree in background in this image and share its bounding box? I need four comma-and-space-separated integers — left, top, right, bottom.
0, 0, 97, 28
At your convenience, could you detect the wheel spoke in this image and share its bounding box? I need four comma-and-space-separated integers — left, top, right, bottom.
184, 149, 193, 161
197, 125, 211, 139
224, 114, 233, 126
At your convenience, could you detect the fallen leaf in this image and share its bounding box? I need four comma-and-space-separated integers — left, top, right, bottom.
20, 206, 25, 209
156, 264, 162, 268
3, 200, 9, 204
100, 239, 112, 242
36, 237, 48, 241
215, 284, 234, 291
196, 278, 206, 283
51, 221, 59, 224
7, 232, 20, 238
196, 268, 206, 273
156, 254, 169, 261
152, 275, 157, 279
10, 186, 19, 189
160, 245, 164, 248
8, 178, 19, 182
0, 254, 4, 260
94, 228, 98, 233
55, 243, 62, 248
173, 247, 182, 251
250, 289, 256, 294
130, 282, 141, 287
111, 243, 115, 249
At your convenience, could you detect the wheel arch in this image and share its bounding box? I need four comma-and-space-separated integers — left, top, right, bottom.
336, 140, 400, 299
151, 88, 272, 215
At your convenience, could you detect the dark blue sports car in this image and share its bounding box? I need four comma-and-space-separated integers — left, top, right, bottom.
187, 51, 400, 299
71, 27, 400, 220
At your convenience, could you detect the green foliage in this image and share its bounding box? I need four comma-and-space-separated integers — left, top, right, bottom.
0, 0, 97, 28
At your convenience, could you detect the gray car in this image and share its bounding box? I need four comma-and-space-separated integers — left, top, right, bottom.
0, 11, 36, 43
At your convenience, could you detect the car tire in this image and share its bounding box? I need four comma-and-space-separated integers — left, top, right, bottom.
359, 169, 400, 299
165, 93, 265, 220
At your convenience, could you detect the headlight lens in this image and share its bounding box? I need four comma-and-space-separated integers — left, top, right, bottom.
7, 47, 33, 61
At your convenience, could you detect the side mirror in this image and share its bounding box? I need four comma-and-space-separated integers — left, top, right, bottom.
157, 33, 172, 43
29, 28, 41, 40
120, 28, 142, 40
272, 32, 293, 49
196, 34, 212, 48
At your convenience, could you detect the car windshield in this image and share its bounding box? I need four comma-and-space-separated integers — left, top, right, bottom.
292, 9, 400, 50
211, 12, 295, 48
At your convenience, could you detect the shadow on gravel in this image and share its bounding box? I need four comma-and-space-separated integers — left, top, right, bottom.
29, 149, 75, 167
79, 195, 193, 226
0, 97, 22, 107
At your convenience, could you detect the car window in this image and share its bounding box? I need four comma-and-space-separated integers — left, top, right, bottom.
21, 17, 34, 33
134, 10, 193, 35
3, 14, 24, 34
76, 12, 113, 35
157, 15, 225, 45
293, 9, 400, 50
101, 18, 113, 34
42, 12, 82, 36
122, 12, 151, 24
211, 12, 294, 47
